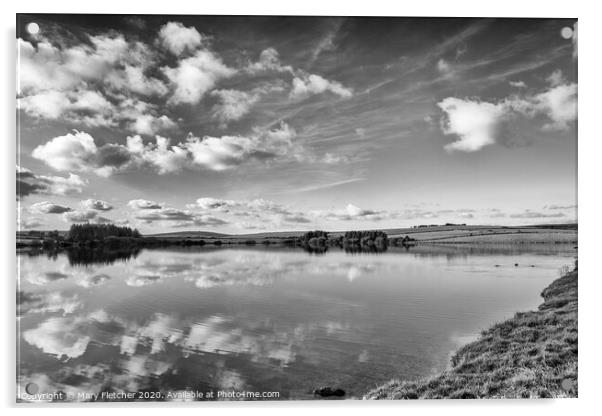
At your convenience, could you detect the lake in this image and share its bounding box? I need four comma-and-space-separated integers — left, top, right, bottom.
17, 244, 576, 401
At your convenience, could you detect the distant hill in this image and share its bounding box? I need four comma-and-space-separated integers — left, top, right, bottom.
142, 223, 577, 241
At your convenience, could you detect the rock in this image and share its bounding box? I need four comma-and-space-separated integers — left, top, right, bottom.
314, 387, 346, 397
514, 263, 519, 267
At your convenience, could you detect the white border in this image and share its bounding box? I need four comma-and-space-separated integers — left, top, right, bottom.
2, 1, 601, 415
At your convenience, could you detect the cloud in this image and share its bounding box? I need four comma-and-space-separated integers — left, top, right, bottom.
246, 48, 293, 74
290, 74, 352, 99
81, 199, 113, 211
129, 114, 176, 136
210, 89, 260, 125
509, 80, 527, 88
128, 201, 229, 227
107, 65, 169, 96
17, 166, 86, 198
134, 207, 195, 222
292, 177, 365, 193
437, 80, 577, 152
281, 214, 311, 223
19, 89, 114, 122
20, 217, 44, 229
128, 122, 300, 173
158, 22, 203, 56
191, 197, 291, 215
438, 98, 506, 152
193, 197, 237, 210
162, 50, 236, 105
545, 204, 576, 210
246, 47, 351, 101
63, 209, 98, 223
18, 35, 163, 96
310, 20, 343, 63
437, 58, 453, 75
20, 88, 174, 134
533, 83, 577, 131
509, 210, 566, 219
128, 199, 163, 210
173, 215, 229, 227
546, 69, 565, 87
311, 203, 390, 221
30, 201, 72, 214
31, 131, 99, 171
17, 36, 174, 134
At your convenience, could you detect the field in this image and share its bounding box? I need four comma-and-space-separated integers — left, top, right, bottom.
147, 224, 577, 245
17, 224, 577, 247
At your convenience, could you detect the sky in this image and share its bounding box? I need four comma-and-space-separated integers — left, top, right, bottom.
16, 15, 578, 234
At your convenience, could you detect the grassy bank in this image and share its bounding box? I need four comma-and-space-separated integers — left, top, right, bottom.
365, 267, 578, 399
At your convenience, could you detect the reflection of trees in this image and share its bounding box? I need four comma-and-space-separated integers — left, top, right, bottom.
343, 244, 387, 254
302, 245, 329, 255
67, 247, 141, 266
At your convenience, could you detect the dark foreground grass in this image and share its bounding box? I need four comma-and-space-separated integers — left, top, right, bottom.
365, 269, 578, 399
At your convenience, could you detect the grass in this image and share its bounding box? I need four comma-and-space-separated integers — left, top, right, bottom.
364, 267, 578, 399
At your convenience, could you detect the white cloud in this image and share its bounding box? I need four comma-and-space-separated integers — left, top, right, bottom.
533, 83, 577, 131
158, 22, 203, 56
194, 197, 238, 210
210, 89, 260, 124
162, 50, 236, 105
81, 199, 113, 211
130, 135, 190, 174
30, 201, 72, 214
18, 36, 161, 96
129, 114, 176, 136
63, 209, 98, 223
19, 89, 114, 125
437, 80, 577, 152
438, 98, 506, 152
32, 131, 98, 171
290, 74, 352, 99
128, 199, 163, 210
106, 64, 168, 96
18, 36, 172, 133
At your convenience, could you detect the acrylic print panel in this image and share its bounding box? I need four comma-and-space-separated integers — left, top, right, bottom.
16, 14, 578, 402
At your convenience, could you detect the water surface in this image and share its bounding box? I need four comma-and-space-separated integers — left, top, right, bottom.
17, 244, 576, 401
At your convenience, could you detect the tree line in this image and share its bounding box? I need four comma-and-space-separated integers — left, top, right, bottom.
67, 224, 141, 241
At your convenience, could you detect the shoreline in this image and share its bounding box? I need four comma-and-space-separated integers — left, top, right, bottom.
364, 266, 578, 399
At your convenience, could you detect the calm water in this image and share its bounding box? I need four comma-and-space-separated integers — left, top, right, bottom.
17, 245, 576, 401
